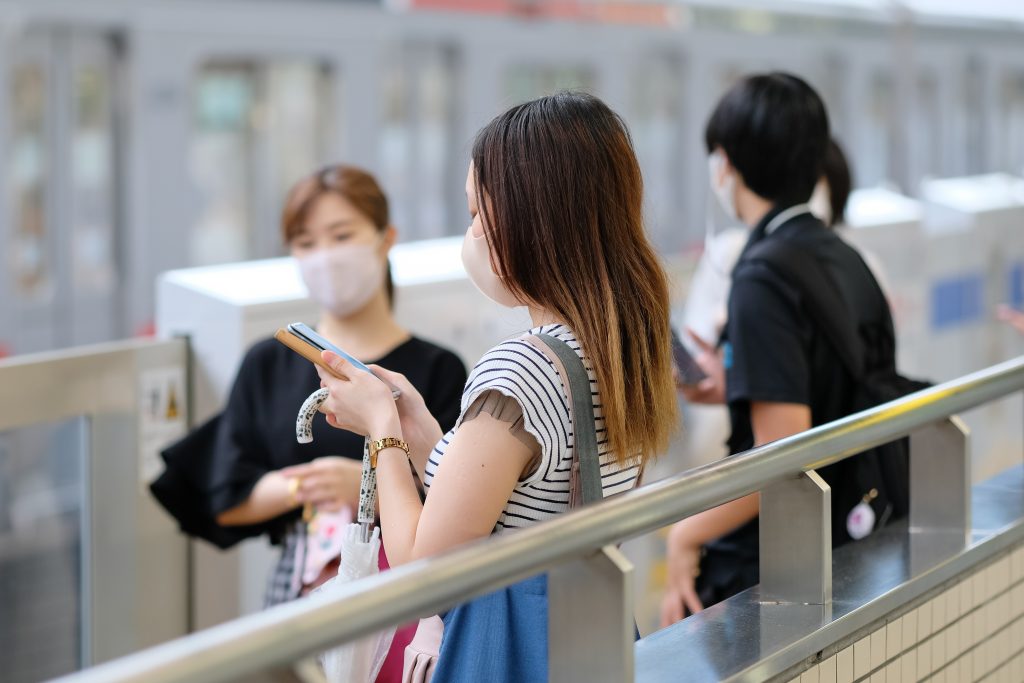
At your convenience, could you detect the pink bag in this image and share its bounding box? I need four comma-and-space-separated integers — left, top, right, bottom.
402, 616, 444, 683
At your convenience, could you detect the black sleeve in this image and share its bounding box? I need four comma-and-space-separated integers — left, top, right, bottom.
422, 349, 468, 433
725, 266, 813, 407
206, 348, 276, 516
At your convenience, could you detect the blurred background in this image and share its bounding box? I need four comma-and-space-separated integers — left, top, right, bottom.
1, 0, 1022, 356
1, 1, 1024, 681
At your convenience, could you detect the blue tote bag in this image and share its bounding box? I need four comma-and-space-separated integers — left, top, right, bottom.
431, 333, 605, 683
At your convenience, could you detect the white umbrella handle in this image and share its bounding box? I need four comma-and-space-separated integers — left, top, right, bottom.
359, 441, 378, 530
296, 388, 378, 537
296, 388, 330, 444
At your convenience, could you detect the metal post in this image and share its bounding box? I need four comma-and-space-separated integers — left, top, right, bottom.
760, 471, 832, 605
909, 416, 971, 570
548, 545, 634, 683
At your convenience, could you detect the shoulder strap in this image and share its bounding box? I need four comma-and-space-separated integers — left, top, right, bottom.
531, 333, 603, 507
742, 238, 866, 381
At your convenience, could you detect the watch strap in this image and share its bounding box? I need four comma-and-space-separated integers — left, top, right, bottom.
369, 436, 409, 468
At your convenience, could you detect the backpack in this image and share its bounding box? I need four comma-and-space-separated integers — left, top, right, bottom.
744, 236, 931, 545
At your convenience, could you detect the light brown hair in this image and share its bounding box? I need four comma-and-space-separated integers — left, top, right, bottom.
472, 92, 677, 465
282, 165, 394, 302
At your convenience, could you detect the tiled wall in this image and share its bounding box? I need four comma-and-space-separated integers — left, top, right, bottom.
785, 542, 1024, 683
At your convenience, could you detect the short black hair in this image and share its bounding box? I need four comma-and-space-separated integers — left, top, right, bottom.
822, 138, 852, 227
704, 72, 829, 205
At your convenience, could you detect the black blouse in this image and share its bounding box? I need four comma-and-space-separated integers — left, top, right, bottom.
152, 335, 467, 547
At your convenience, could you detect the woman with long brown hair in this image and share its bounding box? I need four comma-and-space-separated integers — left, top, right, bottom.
315, 92, 677, 680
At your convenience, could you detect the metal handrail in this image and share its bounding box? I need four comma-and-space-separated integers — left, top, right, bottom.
55, 356, 1024, 683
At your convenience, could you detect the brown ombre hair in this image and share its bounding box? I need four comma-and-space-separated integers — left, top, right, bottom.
282, 165, 394, 303
472, 92, 677, 465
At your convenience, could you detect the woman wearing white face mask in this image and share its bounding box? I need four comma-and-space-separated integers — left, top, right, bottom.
152, 165, 466, 683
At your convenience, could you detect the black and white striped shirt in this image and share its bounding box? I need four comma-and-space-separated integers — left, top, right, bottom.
422, 324, 641, 532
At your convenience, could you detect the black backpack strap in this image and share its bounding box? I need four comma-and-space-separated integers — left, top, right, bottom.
742, 238, 866, 381
533, 333, 603, 506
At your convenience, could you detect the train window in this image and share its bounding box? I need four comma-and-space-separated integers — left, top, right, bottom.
999, 72, 1024, 175
631, 54, 686, 249
71, 61, 117, 291
189, 60, 332, 266
504, 65, 595, 103
9, 61, 51, 300
380, 45, 458, 241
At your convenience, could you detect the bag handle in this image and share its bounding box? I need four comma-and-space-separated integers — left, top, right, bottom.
529, 333, 603, 507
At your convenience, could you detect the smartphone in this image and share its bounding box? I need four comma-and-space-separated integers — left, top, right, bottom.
276, 323, 401, 398
671, 330, 708, 387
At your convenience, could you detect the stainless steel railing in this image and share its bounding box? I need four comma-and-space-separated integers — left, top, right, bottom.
53, 356, 1024, 683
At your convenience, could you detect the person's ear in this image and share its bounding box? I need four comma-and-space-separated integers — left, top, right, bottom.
380, 225, 398, 254
718, 150, 735, 177
710, 148, 732, 186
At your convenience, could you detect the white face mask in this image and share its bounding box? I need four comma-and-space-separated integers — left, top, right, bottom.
809, 179, 833, 227
708, 150, 738, 221
297, 243, 385, 318
460, 225, 521, 308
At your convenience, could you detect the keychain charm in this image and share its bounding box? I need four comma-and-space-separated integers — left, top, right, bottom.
847, 488, 878, 540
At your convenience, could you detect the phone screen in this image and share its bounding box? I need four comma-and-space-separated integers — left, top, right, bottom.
671, 331, 707, 387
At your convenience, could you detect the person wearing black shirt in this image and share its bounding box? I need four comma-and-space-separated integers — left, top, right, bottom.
660, 73, 895, 625
152, 165, 466, 682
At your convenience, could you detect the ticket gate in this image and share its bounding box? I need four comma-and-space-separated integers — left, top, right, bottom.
920, 174, 1024, 480
0, 339, 190, 682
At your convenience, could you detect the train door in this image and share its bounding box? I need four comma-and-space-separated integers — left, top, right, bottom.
908, 70, 944, 189
998, 69, 1024, 176
189, 60, 334, 266
629, 51, 688, 251
2, 30, 122, 355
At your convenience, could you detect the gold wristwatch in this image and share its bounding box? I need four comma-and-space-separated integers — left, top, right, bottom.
369, 436, 410, 468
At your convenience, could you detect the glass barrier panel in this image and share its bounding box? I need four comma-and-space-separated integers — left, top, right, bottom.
912, 73, 943, 181
0, 417, 88, 682
964, 57, 987, 175
861, 71, 895, 187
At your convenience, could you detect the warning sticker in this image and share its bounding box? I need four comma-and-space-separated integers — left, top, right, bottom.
138, 366, 188, 485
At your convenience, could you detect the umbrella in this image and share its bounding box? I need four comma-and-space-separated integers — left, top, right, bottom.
296, 388, 396, 683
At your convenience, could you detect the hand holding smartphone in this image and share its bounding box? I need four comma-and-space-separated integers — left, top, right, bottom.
275, 322, 401, 399
671, 329, 708, 387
